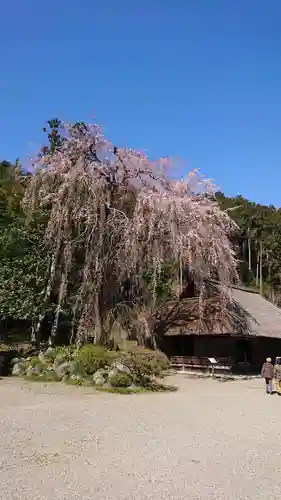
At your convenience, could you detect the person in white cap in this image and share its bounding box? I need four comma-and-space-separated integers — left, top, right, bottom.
261, 357, 274, 394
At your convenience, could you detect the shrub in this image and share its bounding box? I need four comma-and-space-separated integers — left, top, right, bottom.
54, 361, 71, 380
10, 344, 174, 393
121, 347, 170, 386
76, 345, 117, 375
54, 346, 75, 363
109, 372, 133, 388
29, 356, 44, 368
70, 359, 86, 377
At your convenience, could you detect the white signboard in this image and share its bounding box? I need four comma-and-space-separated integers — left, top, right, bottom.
208, 358, 217, 364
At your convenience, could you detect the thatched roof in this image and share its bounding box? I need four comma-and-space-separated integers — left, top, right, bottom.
163, 282, 281, 339
231, 287, 281, 339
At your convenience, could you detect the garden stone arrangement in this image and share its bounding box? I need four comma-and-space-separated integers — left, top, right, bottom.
11, 345, 175, 393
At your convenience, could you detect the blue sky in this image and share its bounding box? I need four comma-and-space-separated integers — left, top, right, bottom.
1, 0, 281, 205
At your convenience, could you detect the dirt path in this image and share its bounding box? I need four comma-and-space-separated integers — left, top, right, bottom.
0, 376, 280, 500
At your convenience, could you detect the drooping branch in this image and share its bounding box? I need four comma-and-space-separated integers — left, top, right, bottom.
23, 121, 239, 345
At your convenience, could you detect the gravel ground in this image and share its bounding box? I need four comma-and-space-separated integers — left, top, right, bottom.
1, 375, 281, 500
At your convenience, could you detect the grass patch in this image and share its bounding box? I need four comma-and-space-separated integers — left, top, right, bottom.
148, 383, 178, 392
24, 372, 60, 383
96, 386, 148, 394
96, 383, 178, 395
64, 375, 94, 387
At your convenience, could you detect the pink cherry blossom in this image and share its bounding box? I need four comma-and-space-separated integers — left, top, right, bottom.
24, 121, 238, 345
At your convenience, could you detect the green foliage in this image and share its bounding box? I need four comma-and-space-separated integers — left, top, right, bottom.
0, 223, 48, 320
142, 262, 175, 303
25, 371, 60, 382
0, 161, 48, 324
109, 372, 133, 387
28, 358, 44, 369
54, 346, 75, 363
96, 386, 146, 394
70, 359, 87, 377
215, 192, 281, 301
121, 347, 170, 386
42, 118, 63, 154
96, 383, 177, 394
12, 345, 173, 392
76, 345, 118, 374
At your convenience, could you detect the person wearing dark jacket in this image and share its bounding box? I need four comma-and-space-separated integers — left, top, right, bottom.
261, 357, 274, 394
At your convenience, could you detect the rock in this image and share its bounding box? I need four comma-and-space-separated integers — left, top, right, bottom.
38, 347, 56, 365
44, 347, 56, 359
11, 357, 19, 366
34, 364, 43, 375
26, 365, 35, 377
93, 370, 105, 386
54, 362, 70, 380
38, 352, 47, 364
12, 363, 22, 376
108, 368, 117, 380
54, 354, 65, 366
112, 362, 130, 374
68, 361, 78, 375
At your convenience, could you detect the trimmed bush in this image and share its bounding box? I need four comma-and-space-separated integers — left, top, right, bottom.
121, 347, 170, 386
70, 359, 86, 377
109, 372, 133, 388
54, 346, 75, 363
77, 345, 117, 375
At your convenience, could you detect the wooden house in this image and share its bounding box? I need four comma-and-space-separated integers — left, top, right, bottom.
159, 283, 281, 374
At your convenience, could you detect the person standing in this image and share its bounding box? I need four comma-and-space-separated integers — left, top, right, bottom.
261, 357, 274, 394
274, 357, 281, 396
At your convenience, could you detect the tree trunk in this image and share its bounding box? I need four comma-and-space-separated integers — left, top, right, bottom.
256, 251, 259, 287
94, 291, 103, 344
179, 256, 183, 299
34, 240, 60, 346
260, 240, 263, 296
248, 230, 251, 271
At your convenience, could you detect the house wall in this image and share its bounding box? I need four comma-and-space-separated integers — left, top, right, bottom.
249, 337, 281, 366
161, 334, 281, 373
192, 336, 236, 358
161, 335, 236, 358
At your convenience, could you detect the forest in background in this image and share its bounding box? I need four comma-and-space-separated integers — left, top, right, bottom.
1, 119, 280, 347
216, 192, 281, 303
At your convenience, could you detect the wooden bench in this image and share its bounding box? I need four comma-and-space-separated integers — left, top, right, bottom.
170, 355, 232, 373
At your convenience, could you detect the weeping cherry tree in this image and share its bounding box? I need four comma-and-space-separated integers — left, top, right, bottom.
23, 121, 239, 346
